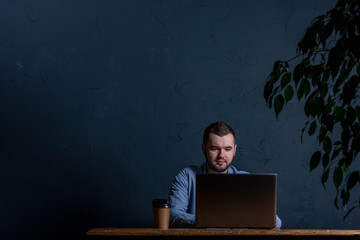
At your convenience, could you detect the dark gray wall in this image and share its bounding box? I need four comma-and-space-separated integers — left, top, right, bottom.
1, 0, 359, 239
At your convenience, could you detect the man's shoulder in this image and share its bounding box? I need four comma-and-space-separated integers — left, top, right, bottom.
177, 164, 248, 175
172, 164, 203, 186
229, 165, 249, 174
179, 164, 204, 175
172, 164, 248, 189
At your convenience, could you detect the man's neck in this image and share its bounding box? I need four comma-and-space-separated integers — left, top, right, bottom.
205, 163, 228, 174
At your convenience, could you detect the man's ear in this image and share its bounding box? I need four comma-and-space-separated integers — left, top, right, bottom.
234, 144, 237, 156
201, 143, 205, 155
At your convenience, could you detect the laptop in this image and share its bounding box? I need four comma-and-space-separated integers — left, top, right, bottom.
195, 173, 277, 228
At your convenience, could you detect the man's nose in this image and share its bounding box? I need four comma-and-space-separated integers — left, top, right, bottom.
218, 149, 225, 158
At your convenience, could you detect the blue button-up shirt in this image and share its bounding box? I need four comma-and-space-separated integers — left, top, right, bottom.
168, 163, 282, 229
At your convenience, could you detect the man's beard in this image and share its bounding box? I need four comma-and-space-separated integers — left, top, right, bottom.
205, 153, 231, 173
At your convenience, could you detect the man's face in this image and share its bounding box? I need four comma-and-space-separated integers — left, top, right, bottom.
202, 133, 237, 173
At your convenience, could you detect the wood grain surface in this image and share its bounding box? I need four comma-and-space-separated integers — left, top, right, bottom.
87, 228, 360, 237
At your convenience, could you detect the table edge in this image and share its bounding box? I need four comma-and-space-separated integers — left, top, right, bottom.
87, 228, 360, 237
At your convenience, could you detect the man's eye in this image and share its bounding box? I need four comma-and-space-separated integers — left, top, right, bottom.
225, 148, 232, 151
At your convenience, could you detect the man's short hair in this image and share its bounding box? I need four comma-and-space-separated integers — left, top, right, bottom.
203, 121, 236, 145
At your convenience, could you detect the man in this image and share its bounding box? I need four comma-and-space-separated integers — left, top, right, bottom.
168, 121, 282, 228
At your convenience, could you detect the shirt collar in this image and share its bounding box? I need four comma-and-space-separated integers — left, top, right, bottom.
202, 163, 234, 174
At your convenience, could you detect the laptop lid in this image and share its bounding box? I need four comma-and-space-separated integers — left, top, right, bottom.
195, 173, 277, 228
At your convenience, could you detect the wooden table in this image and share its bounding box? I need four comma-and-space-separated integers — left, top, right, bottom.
86, 228, 360, 239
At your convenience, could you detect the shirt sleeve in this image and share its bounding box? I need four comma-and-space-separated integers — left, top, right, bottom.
275, 215, 282, 229
168, 169, 195, 227
235, 168, 282, 229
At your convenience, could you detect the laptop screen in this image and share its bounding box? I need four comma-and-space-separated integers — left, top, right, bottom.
195, 173, 277, 228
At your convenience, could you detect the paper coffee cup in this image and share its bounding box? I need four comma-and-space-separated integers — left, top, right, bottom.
152, 199, 171, 229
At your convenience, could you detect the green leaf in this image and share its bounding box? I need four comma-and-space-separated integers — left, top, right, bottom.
280, 72, 292, 89
319, 82, 329, 98
333, 74, 347, 95
323, 16, 334, 42
351, 134, 360, 154
328, 38, 345, 78
274, 94, 284, 118
307, 89, 320, 104
304, 98, 311, 117
344, 207, 356, 219
297, 79, 311, 101
310, 151, 321, 171
293, 64, 303, 86
345, 106, 356, 124
356, 106, 360, 122
264, 80, 274, 102
323, 136, 332, 154
342, 76, 360, 105
298, 19, 321, 54
308, 120, 317, 136
305, 96, 324, 118
322, 168, 330, 187
322, 153, 329, 169
334, 106, 346, 122
284, 85, 294, 103
343, 152, 353, 171
322, 67, 331, 84
333, 167, 343, 189
301, 120, 310, 143
302, 79, 311, 97
297, 82, 305, 100
347, 171, 360, 191
313, 97, 324, 117
271, 61, 283, 82
318, 126, 328, 143
338, 158, 346, 169
341, 189, 350, 207
323, 114, 334, 132
309, 64, 323, 87
268, 94, 274, 109
331, 147, 341, 160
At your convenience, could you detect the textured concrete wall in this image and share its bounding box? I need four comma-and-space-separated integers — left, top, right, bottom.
1, 0, 359, 239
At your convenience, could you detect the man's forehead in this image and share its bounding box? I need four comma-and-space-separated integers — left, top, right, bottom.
208, 133, 235, 144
